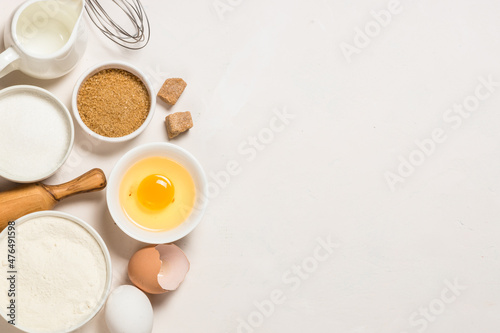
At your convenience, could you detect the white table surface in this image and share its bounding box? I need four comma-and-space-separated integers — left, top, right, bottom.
1, 0, 500, 332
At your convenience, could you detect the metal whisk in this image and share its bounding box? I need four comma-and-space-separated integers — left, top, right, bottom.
85, 0, 151, 50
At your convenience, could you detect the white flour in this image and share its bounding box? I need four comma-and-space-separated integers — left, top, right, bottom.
0, 216, 107, 332
0, 89, 71, 180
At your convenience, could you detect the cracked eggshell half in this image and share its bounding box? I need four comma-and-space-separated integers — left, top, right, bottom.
128, 244, 190, 294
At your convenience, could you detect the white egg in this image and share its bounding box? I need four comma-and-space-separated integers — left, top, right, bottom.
105, 285, 154, 333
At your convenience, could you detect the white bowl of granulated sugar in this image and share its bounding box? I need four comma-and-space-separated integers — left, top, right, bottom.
0, 85, 74, 183
0, 211, 112, 333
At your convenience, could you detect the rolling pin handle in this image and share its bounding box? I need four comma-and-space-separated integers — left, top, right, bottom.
45, 168, 107, 201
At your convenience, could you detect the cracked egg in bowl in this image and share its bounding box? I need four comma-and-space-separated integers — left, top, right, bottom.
107, 143, 208, 244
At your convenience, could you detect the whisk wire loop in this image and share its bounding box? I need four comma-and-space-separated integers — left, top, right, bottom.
85, 0, 151, 50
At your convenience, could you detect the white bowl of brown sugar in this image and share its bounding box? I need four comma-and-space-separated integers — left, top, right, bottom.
72, 61, 156, 143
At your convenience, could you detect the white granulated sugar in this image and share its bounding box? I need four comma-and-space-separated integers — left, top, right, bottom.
0, 90, 71, 180
0, 216, 107, 332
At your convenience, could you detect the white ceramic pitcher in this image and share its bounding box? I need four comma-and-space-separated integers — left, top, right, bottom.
0, 0, 87, 79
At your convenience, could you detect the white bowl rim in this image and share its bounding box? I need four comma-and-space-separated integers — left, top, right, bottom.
107, 142, 209, 244
0, 85, 75, 183
71, 61, 156, 143
0, 210, 113, 333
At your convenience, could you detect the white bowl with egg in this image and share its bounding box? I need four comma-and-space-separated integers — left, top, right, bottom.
71, 61, 156, 143
107, 142, 208, 244
0, 85, 74, 183
0, 211, 112, 333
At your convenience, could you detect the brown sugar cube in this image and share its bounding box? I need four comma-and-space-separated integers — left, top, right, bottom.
157, 78, 187, 105
165, 112, 193, 139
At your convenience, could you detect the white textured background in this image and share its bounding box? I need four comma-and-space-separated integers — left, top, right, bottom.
1, 0, 500, 332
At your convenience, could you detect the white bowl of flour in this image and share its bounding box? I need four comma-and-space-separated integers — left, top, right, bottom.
0, 86, 74, 183
0, 211, 112, 332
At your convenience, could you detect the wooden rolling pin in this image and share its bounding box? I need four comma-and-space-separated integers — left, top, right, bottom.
0, 169, 107, 231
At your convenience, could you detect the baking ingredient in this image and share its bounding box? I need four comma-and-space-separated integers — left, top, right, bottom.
105, 285, 153, 333
0, 88, 72, 181
0, 215, 107, 332
77, 68, 150, 137
137, 174, 175, 210
119, 156, 195, 231
157, 78, 187, 105
128, 244, 190, 294
165, 111, 193, 139
18, 17, 70, 55
16, 2, 73, 55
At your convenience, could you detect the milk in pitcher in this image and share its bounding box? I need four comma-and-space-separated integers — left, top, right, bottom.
16, 0, 81, 56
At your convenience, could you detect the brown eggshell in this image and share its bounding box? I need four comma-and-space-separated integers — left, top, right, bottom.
156, 244, 190, 291
128, 246, 167, 294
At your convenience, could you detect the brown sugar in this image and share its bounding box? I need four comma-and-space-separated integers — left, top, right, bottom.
165, 112, 193, 139
77, 69, 151, 138
157, 78, 187, 105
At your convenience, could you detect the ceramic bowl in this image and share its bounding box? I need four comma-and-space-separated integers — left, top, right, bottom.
0, 211, 112, 333
107, 142, 208, 244
0, 85, 74, 183
71, 61, 155, 143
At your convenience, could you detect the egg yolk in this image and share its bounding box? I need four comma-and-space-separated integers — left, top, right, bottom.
137, 174, 175, 210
